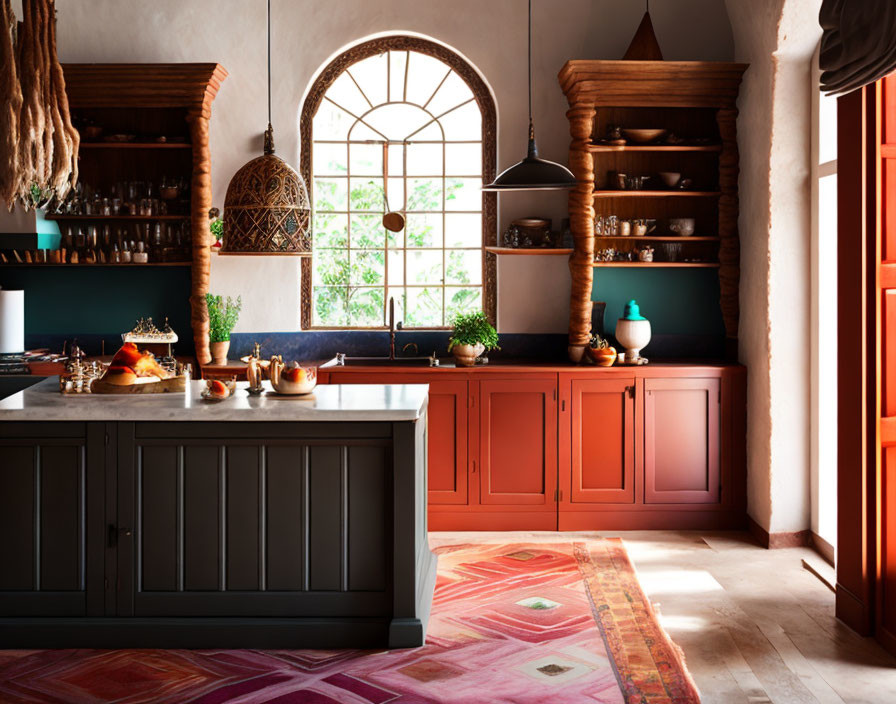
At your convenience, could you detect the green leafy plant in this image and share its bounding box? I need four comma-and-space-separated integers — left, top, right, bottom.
447, 311, 499, 352
209, 217, 224, 243
206, 293, 242, 343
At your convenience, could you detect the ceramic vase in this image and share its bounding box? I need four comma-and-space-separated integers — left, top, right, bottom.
452, 343, 484, 367
209, 340, 230, 365
615, 319, 651, 362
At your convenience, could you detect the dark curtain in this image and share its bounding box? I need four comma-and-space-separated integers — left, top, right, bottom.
820, 0, 896, 94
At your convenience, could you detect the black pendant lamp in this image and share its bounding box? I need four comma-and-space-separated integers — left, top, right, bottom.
221, 0, 311, 255
483, 0, 577, 191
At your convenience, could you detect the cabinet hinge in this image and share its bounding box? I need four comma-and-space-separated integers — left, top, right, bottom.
553, 388, 557, 402
626, 385, 635, 399
553, 488, 562, 502
471, 460, 477, 474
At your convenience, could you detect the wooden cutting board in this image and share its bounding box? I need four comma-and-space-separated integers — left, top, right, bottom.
90, 376, 186, 394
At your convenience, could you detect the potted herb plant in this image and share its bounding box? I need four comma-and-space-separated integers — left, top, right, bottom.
206, 293, 242, 364
447, 311, 499, 367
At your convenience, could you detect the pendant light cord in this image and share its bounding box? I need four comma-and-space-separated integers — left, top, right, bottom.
527, 0, 537, 157
267, 0, 272, 127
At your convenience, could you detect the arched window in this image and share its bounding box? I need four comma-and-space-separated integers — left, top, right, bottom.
300, 36, 496, 329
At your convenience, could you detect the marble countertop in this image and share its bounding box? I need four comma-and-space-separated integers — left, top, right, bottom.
0, 378, 429, 422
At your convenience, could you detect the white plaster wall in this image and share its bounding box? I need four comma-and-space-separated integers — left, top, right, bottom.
53, 0, 733, 333
725, 0, 820, 534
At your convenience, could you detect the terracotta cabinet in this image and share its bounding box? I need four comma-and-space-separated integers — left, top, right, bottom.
476, 378, 557, 509
643, 378, 720, 504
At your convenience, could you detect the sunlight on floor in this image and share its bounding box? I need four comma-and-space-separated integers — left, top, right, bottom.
634, 569, 724, 595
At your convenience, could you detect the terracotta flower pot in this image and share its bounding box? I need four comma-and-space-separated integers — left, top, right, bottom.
209, 340, 230, 365
451, 343, 485, 367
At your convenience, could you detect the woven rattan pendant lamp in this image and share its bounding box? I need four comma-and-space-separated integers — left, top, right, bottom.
482, 0, 576, 191
221, 0, 311, 255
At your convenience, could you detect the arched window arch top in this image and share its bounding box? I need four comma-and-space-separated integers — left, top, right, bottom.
300, 36, 496, 330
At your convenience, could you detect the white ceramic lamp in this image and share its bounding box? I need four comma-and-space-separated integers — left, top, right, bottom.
615, 299, 651, 363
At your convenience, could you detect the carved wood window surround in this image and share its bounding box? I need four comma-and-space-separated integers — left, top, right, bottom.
300, 35, 497, 329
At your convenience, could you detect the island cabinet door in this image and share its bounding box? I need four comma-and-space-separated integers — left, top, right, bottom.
117, 423, 390, 618
476, 378, 558, 509
328, 373, 469, 506
562, 377, 636, 505
0, 423, 104, 617
643, 378, 721, 504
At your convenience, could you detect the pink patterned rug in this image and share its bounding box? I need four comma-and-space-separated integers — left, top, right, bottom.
0, 541, 699, 703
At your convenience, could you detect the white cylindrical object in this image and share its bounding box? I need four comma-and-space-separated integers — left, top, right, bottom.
0, 289, 25, 354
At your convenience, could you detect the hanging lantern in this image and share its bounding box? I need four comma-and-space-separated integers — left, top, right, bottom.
220, 0, 311, 255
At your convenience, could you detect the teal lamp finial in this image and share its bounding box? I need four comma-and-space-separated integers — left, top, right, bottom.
623, 299, 647, 321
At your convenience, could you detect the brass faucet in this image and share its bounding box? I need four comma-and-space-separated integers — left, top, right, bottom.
388, 297, 402, 360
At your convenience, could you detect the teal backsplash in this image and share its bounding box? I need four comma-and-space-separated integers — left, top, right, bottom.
592, 268, 726, 337
0, 267, 191, 340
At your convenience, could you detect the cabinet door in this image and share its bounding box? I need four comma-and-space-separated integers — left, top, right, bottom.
328, 373, 468, 505
478, 378, 557, 508
0, 424, 103, 617
644, 378, 720, 504
569, 378, 635, 504
118, 424, 389, 617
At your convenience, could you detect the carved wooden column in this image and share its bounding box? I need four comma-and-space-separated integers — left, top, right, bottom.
567, 103, 596, 361
717, 107, 740, 350
188, 109, 212, 364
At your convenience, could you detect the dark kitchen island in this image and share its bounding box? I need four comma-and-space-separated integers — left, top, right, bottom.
0, 379, 435, 649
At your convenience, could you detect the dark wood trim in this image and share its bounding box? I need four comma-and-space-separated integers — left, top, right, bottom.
836, 85, 877, 636
298, 35, 497, 329
810, 531, 836, 566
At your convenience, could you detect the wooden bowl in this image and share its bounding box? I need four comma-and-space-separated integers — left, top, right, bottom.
622, 128, 667, 144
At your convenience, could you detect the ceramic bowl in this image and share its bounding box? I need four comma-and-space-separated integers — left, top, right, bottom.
668, 217, 696, 236
270, 365, 318, 395
201, 378, 236, 401
621, 128, 667, 144
658, 171, 681, 188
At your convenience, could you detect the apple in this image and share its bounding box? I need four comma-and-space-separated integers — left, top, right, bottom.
208, 379, 230, 398
283, 366, 308, 384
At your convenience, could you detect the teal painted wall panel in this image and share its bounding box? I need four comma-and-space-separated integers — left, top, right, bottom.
592, 268, 725, 337
0, 267, 191, 339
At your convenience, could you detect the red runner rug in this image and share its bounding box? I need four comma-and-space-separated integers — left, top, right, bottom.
0, 540, 699, 703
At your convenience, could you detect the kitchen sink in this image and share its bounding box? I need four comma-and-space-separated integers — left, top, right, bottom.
321, 354, 446, 368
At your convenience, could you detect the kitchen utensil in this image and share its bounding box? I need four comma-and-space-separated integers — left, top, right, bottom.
269, 357, 318, 395
668, 217, 696, 236
621, 128, 667, 144
661, 242, 682, 262
658, 171, 681, 188
633, 219, 656, 237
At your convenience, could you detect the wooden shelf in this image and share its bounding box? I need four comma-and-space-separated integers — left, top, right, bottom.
0, 262, 192, 267
44, 214, 189, 221
485, 247, 573, 255
592, 190, 721, 198
595, 235, 719, 242
588, 144, 722, 153
592, 261, 719, 268
80, 142, 191, 149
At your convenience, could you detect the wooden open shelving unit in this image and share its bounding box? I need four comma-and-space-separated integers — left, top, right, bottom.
484, 247, 573, 256
52, 64, 227, 363
558, 60, 747, 360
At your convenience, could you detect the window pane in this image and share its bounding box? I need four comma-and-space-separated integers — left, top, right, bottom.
314, 287, 348, 326
350, 214, 385, 249
326, 72, 372, 119
366, 103, 431, 141
407, 249, 443, 284
406, 52, 451, 106
313, 249, 348, 286
349, 177, 384, 211
407, 178, 442, 211
427, 72, 474, 116
314, 178, 348, 211
407, 143, 443, 175
314, 100, 354, 140
446, 178, 481, 211
350, 143, 383, 176
387, 250, 405, 286
386, 177, 405, 212
405, 213, 443, 248
445, 213, 482, 248
387, 287, 407, 323
387, 144, 404, 177
389, 50, 408, 102
351, 250, 385, 286
440, 101, 482, 140
348, 55, 388, 106
446, 249, 481, 285
349, 287, 385, 327
313, 142, 347, 175
445, 143, 481, 175
446, 287, 482, 321
407, 122, 443, 141
404, 287, 443, 327
314, 213, 348, 249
